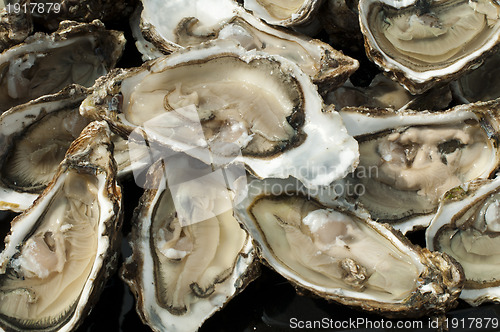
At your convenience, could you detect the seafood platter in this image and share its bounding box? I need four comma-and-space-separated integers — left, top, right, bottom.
1, 0, 500, 331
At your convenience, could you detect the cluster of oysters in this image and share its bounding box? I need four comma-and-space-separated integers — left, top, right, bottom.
0, 0, 500, 331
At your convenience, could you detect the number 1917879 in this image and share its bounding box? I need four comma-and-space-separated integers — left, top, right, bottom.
6, 2, 61, 14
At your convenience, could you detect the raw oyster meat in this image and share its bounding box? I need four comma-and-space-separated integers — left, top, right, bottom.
121, 156, 257, 332
0, 20, 125, 112
359, 0, 500, 94
0, 85, 91, 212
137, 0, 358, 92
0, 120, 122, 331
242, 0, 324, 26
427, 176, 500, 305
233, 177, 464, 317
340, 101, 500, 233
81, 42, 359, 189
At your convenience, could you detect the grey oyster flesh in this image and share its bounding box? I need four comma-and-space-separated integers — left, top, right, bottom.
352, 121, 494, 223
1, 109, 90, 192
368, 0, 500, 69
124, 56, 302, 158
0, 21, 124, 112
428, 179, 500, 290
0, 121, 121, 331
245, 193, 464, 315
251, 196, 418, 297
0, 173, 99, 330
147, 181, 247, 314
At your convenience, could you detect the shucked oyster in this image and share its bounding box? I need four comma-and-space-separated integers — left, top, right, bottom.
0, 85, 91, 212
0, 20, 125, 112
359, 0, 500, 94
0, 120, 122, 331
81, 42, 359, 189
137, 0, 358, 92
340, 100, 500, 233
427, 176, 500, 305
242, 0, 324, 26
121, 156, 257, 332
233, 177, 464, 317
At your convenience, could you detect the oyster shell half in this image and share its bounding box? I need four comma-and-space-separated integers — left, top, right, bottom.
233, 177, 464, 317
0, 20, 125, 112
359, 0, 500, 94
427, 176, 500, 305
340, 100, 500, 233
121, 156, 257, 332
0, 120, 122, 331
138, 0, 358, 92
0, 85, 91, 212
81, 42, 359, 189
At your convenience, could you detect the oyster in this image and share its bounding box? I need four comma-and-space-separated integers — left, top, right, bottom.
233, 177, 464, 317
81, 42, 359, 189
0, 120, 122, 331
427, 176, 500, 305
121, 155, 257, 332
359, 0, 500, 94
0, 85, 91, 212
138, 0, 358, 92
340, 100, 500, 233
0, 20, 125, 112
242, 0, 324, 26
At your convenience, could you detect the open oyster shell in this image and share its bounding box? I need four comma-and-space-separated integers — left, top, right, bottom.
0, 20, 125, 112
121, 156, 258, 332
137, 0, 358, 92
242, 0, 324, 26
427, 176, 500, 306
359, 0, 500, 94
0, 120, 122, 331
340, 100, 500, 233
0, 85, 91, 212
81, 42, 359, 189
233, 177, 464, 317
